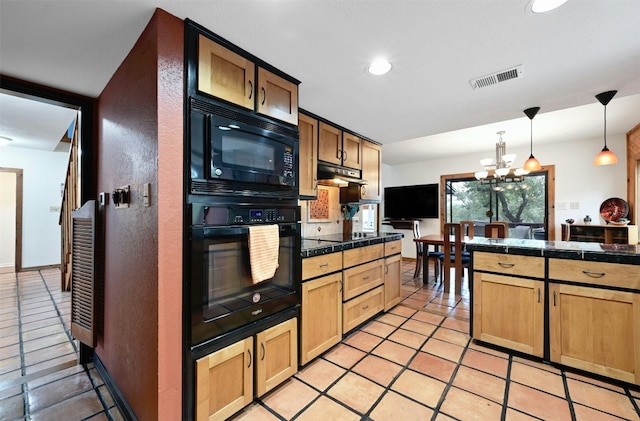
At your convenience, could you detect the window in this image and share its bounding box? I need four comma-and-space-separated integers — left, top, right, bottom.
440, 166, 555, 240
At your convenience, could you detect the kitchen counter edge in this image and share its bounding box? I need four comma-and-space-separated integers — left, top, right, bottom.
301, 233, 404, 258
465, 238, 640, 265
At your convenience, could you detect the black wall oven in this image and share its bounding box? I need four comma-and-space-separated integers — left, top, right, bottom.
189, 199, 301, 347
189, 97, 299, 199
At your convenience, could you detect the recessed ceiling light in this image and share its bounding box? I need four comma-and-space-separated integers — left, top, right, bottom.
0, 136, 13, 146
529, 0, 569, 13
367, 59, 392, 75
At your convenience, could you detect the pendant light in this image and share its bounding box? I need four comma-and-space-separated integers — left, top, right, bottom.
523, 107, 542, 171
593, 90, 618, 166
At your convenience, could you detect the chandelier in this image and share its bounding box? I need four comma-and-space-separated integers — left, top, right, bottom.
474, 131, 528, 190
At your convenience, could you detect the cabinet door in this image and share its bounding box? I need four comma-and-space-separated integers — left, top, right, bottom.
384, 254, 402, 311
473, 273, 544, 357
198, 35, 255, 110
298, 113, 318, 197
195, 337, 253, 421
255, 318, 298, 396
318, 122, 342, 165
341, 132, 362, 170
257, 67, 298, 125
301, 273, 343, 365
549, 283, 640, 385
361, 140, 381, 201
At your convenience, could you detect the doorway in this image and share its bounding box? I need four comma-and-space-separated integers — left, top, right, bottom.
441, 166, 556, 240
0, 168, 22, 271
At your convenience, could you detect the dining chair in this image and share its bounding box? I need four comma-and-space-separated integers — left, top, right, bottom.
485, 222, 507, 238
412, 220, 423, 278
438, 223, 470, 295
460, 220, 475, 239
413, 220, 443, 282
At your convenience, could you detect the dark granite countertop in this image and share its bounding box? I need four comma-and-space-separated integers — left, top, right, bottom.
301, 232, 404, 258
466, 238, 640, 265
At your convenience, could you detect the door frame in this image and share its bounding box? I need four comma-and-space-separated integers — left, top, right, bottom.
0, 76, 96, 272
0, 167, 23, 271
440, 165, 556, 240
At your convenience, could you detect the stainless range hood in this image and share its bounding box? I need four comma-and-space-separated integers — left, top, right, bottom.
317, 162, 367, 186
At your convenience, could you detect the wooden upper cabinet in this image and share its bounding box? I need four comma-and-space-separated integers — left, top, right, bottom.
341, 132, 362, 170
361, 140, 381, 201
298, 113, 318, 197
198, 35, 255, 110
318, 122, 343, 166
257, 68, 298, 125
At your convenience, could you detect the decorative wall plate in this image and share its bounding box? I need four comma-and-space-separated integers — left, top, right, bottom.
599, 197, 629, 222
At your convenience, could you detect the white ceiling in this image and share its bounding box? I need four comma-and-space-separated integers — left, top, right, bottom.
1, 0, 639, 163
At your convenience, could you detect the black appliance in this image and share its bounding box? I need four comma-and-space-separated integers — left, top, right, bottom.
189, 97, 299, 199
384, 184, 439, 219
189, 200, 301, 347
317, 162, 365, 184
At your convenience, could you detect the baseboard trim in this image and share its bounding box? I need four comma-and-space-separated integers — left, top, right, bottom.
19, 263, 61, 272
93, 353, 138, 421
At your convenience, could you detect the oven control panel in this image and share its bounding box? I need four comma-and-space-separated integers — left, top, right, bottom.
196, 204, 299, 226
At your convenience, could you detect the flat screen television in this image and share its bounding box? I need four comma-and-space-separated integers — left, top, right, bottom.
384, 184, 439, 219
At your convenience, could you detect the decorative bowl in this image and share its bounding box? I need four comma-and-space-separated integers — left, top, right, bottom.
600, 197, 629, 222
565, 219, 575, 224
608, 218, 630, 226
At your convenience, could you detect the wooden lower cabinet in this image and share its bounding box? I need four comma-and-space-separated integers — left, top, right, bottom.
473, 272, 544, 357
343, 286, 384, 333
384, 254, 402, 311
549, 282, 640, 385
195, 318, 297, 420
300, 273, 343, 365
195, 337, 253, 421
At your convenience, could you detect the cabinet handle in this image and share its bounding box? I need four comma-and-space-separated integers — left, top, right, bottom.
261, 343, 266, 361
537, 288, 540, 303
343, 150, 348, 161
498, 262, 515, 268
248, 80, 253, 99
553, 291, 557, 307
337, 149, 343, 160
362, 305, 369, 310
362, 276, 370, 280
339, 279, 343, 292
385, 266, 388, 274
247, 349, 252, 368
319, 263, 329, 268
582, 270, 605, 278
261, 87, 266, 105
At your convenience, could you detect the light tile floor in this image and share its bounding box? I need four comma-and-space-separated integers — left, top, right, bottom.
1, 263, 639, 420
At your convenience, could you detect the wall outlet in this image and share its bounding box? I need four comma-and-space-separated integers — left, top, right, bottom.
556, 202, 567, 210
570, 201, 580, 210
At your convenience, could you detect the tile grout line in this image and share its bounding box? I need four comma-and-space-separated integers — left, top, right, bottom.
37, 270, 79, 355
16, 272, 31, 419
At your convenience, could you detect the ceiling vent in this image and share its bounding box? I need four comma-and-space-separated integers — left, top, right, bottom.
470, 65, 523, 90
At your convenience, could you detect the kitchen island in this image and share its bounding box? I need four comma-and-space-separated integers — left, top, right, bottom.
466, 238, 640, 386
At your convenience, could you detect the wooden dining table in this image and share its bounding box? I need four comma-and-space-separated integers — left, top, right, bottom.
414, 234, 471, 295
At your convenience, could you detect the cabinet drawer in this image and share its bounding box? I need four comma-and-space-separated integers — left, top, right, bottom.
384, 240, 402, 256
343, 244, 383, 269
302, 252, 342, 280
549, 259, 640, 290
343, 286, 384, 333
343, 259, 384, 300
473, 252, 544, 278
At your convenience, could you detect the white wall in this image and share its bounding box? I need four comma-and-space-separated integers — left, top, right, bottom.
0, 146, 69, 268
382, 133, 628, 258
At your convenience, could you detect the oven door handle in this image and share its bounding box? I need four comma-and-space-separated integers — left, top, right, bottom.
202, 223, 298, 236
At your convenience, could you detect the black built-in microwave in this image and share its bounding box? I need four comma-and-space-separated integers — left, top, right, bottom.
189, 98, 299, 199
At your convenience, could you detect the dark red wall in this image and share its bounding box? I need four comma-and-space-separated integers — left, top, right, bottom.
96, 9, 183, 420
